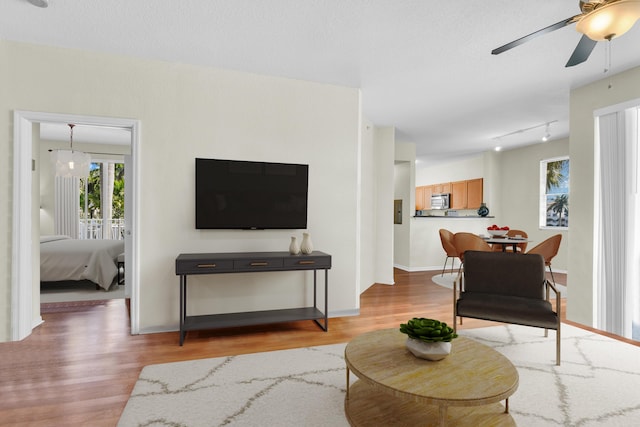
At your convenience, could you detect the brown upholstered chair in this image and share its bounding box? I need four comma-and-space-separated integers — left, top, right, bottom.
453, 250, 561, 365
526, 234, 562, 285
491, 229, 528, 253
438, 229, 458, 276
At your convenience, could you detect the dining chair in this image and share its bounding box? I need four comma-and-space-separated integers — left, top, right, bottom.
526, 234, 562, 285
438, 229, 458, 276
491, 229, 528, 253
453, 232, 492, 272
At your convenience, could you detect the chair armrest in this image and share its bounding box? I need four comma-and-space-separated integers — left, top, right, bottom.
454, 271, 463, 294
545, 279, 561, 317
453, 270, 464, 328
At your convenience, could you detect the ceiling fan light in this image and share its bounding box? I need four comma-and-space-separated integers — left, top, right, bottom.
577, 0, 640, 41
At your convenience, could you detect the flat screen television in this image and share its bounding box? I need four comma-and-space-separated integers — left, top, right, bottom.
195, 158, 309, 229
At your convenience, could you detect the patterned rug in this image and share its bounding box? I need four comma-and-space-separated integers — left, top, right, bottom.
40, 299, 110, 313
118, 324, 640, 426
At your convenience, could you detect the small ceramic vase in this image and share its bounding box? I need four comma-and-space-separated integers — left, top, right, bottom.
300, 232, 313, 254
289, 236, 300, 255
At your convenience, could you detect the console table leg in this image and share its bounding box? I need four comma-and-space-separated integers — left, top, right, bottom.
179, 275, 186, 346
324, 269, 329, 331
505, 398, 509, 413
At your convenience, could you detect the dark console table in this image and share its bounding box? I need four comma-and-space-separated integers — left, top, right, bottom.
175, 251, 331, 345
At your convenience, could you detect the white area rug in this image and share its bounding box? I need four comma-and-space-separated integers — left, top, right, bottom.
432, 272, 569, 297
118, 324, 640, 426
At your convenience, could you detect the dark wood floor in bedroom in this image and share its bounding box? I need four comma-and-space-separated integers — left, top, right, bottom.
0, 269, 633, 427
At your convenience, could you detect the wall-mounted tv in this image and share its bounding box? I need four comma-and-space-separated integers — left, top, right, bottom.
195, 158, 309, 230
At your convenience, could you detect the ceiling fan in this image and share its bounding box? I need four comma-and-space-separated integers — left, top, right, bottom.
492, 0, 640, 67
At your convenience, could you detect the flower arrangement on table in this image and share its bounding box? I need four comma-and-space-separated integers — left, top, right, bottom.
400, 318, 458, 360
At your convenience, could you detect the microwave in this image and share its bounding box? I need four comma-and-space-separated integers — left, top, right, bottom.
430, 193, 450, 210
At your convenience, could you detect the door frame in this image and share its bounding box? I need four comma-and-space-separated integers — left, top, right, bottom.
12, 110, 140, 340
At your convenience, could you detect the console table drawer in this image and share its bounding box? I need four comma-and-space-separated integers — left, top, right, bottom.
234, 258, 284, 270
176, 259, 234, 274
283, 256, 331, 269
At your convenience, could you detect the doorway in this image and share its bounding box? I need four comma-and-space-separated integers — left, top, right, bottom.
12, 111, 140, 341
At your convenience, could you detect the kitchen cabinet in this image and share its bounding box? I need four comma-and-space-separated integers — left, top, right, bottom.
466, 178, 484, 209
415, 185, 433, 210
415, 178, 482, 211
450, 181, 468, 209
432, 183, 451, 194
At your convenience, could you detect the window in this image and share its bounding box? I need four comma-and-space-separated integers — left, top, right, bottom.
540, 157, 569, 229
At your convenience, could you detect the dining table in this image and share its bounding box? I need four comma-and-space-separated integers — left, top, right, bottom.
483, 236, 531, 252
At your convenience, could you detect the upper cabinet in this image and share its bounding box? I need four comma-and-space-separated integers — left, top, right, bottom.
466, 178, 484, 209
416, 178, 483, 211
432, 182, 451, 194
450, 181, 468, 209
415, 185, 433, 210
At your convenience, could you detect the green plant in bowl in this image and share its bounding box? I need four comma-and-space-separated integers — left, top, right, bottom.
399, 318, 458, 342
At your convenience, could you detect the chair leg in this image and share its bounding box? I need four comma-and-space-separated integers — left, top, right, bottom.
441, 256, 449, 276
556, 326, 561, 366
548, 265, 557, 286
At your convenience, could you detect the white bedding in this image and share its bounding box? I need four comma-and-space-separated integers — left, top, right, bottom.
40, 235, 124, 291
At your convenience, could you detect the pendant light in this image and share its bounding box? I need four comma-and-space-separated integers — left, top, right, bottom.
50, 124, 91, 178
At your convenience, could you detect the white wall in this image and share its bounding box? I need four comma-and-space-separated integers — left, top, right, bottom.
499, 138, 569, 272
372, 127, 396, 285
416, 154, 484, 185
393, 141, 416, 270
569, 65, 640, 327
0, 40, 382, 340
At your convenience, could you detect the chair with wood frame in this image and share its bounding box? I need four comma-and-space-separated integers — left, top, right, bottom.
491, 229, 528, 253
453, 250, 561, 365
438, 229, 458, 276
526, 234, 562, 285
452, 232, 492, 272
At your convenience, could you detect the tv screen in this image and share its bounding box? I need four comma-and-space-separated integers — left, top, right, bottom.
195, 158, 309, 229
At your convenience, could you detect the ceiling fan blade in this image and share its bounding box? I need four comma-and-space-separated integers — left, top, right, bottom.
565, 34, 598, 67
491, 16, 580, 55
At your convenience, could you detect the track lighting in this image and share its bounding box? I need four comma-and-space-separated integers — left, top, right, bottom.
542, 123, 551, 142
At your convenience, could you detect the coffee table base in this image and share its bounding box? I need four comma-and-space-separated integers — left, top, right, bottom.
345, 380, 516, 427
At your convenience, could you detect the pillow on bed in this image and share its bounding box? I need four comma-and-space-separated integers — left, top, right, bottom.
40, 235, 71, 243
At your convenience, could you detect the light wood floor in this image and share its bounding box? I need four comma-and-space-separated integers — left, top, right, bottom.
0, 269, 633, 427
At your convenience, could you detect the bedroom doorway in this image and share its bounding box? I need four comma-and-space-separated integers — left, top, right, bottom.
12, 111, 140, 341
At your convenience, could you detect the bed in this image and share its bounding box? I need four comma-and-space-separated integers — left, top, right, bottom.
40, 235, 125, 291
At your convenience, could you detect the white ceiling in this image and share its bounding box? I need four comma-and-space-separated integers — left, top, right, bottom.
3, 0, 640, 164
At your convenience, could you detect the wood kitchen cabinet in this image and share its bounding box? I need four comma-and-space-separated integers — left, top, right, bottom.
432, 183, 451, 194
466, 178, 484, 209
416, 178, 482, 211
450, 181, 468, 209
450, 178, 484, 210
415, 185, 433, 210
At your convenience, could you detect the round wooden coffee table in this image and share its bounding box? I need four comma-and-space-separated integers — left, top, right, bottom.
344, 328, 518, 426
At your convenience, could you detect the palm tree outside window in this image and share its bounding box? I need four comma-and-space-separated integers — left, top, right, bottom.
540, 157, 569, 229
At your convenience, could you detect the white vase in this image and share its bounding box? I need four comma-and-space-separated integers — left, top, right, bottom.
405, 338, 451, 361
289, 236, 300, 255
300, 232, 313, 254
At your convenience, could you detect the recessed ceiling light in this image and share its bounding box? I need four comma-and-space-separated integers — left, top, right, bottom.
27, 0, 48, 8
494, 146, 502, 152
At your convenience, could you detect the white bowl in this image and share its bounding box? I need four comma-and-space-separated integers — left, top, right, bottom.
487, 229, 508, 237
